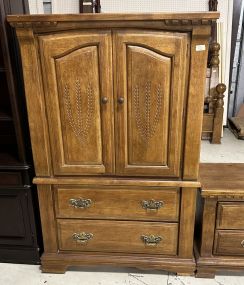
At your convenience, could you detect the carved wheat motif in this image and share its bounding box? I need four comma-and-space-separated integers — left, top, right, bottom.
64, 79, 94, 144
134, 81, 162, 143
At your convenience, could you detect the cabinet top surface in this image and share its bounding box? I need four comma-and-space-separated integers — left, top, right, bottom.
7, 12, 219, 24
199, 163, 244, 196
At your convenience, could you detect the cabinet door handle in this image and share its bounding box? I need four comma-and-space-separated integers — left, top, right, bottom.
101, 97, 108, 104
72, 232, 93, 244
141, 235, 163, 246
69, 198, 92, 209
141, 199, 164, 211
118, 97, 124, 104
241, 240, 244, 248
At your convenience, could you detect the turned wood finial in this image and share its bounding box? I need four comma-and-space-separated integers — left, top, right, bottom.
215, 83, 226, 108
209, 42, 220, 68
209, 0, 218, 11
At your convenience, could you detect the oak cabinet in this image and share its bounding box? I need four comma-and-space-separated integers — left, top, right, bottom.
8, 12, 219, 275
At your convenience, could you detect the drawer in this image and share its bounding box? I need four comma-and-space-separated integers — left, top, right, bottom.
57, 219, 178, 255
214, 230, 244, 256
217, 202, 244, 229
55, 187, 179, 222
0, 172, 22, 186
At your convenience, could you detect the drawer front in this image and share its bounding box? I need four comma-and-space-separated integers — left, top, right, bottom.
57, 219, 178, 255
214, 230, 244, 256
0, 172, 22, 186
217, 202, 244, 229
55, 187, 179, 222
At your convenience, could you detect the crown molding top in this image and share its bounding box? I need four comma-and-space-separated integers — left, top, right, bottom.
7, 12, 219, 28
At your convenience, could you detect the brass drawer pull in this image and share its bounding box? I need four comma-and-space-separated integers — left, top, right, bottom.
69, 198, 92, 209
72, 232, 93, 244
241, 240, 244, 248
141, 235, 163, 246
141, 199, 164, 211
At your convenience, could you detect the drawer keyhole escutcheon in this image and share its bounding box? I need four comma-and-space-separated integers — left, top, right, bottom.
241, 240, 244, 248
141, 235, 163, 246
69, 198, 92, 209
72, 232, 93, 244
141, 199, 164, 211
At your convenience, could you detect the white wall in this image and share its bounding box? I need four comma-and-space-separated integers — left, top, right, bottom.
28, 0, 44, 13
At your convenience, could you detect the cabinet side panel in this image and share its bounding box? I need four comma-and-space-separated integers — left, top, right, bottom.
16, 28, 52, 176
183, 26, 211, 180
200, 198, 217, 257
37, 185, 58, 253
178, 187, 196, 258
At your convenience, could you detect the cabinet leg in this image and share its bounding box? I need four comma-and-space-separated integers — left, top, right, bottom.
41, 263, 68, 274
176, 272, 195, 277
195, 268, 216, 278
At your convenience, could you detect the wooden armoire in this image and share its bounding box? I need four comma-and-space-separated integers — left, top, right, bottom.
8, 12, 219, 274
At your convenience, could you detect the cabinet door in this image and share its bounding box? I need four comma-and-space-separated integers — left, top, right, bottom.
114, 31, 189, 177
39, 31, 114, 175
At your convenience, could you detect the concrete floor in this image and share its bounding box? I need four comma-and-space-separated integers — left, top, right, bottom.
201, 128, 244, 163
1, 128, 244, 285
1, 263, 244, 285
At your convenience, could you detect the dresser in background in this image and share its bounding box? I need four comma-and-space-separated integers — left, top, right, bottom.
196, 163, 244, 278
8, 12, 219, 274
0, 0, 41, 263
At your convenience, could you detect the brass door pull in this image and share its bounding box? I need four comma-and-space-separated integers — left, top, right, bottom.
141, 199, 163, 211
72, 232, 93, 244
101, 97, 108, 104
141, 235, 163, 246
69, 198, 92, 209
118, 97, 124, 104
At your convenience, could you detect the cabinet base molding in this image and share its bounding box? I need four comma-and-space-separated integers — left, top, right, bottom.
195, 247, 244, 278
41, 252, 196, 275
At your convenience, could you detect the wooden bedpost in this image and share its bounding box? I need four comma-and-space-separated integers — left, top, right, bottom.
212, 83, 226, 144
202, 0, 225, 143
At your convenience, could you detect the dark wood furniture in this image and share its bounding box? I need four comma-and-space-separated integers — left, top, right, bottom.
202, 0, 226, 144
8, 12, 219, 274
196, 163, 244, 278
0, 0, 41, 263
